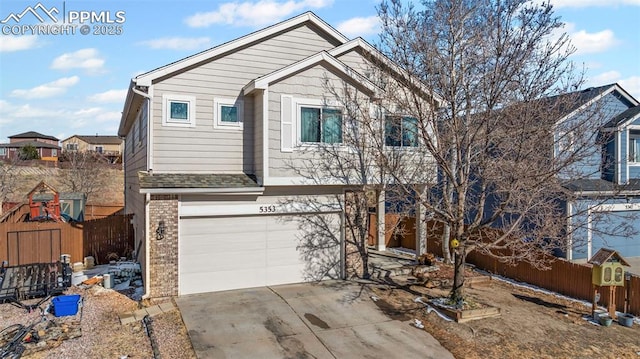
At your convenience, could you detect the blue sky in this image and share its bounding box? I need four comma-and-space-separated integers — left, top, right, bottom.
0, 0, 639, 142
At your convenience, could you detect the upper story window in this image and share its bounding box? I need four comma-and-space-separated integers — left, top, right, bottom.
214, 98, 243, 130
385, 116, 419, 147
66, 143, 78, 151
162, 94, 196, 127
95, 146, 103, 154
629, 130, 640, 163
300, 107, 343, 144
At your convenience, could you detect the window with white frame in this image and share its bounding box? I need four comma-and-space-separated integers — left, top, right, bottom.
385, 116, 419, 147
299, 106, 343, 144
66, 143, 78, 151
0, 148, 6, 156
214, 98, 243, 129
629, 130, 640, 163
162, 94, 196, 127
52, 149, 57, 156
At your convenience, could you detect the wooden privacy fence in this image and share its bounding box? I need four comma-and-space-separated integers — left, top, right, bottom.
0, 222, 83, 266
426, 222, 640, 316
83, 214, 134, 265
0, 214, 134, 266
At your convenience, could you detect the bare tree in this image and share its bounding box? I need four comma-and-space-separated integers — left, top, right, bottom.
372, 0, 613, 303
0, 159, 20, 215
59, 151, 109, 202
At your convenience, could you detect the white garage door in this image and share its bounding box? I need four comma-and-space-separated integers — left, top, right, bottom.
179, 213, 341, 295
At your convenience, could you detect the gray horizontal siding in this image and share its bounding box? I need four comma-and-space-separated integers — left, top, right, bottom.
268, 64, 365, 179
151, 24, 340, 173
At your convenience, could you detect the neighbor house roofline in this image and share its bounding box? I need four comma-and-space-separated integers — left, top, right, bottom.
556, 83, 639, 126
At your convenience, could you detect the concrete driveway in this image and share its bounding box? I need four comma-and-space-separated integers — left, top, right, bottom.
176, 280, 454, 359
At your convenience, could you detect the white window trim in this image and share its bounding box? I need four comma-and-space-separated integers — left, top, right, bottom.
383, 114, 421, 149
294, 97, 344, 148
629, 129, 640, 164
214, 98, 243, 130
162, 94, 196, 127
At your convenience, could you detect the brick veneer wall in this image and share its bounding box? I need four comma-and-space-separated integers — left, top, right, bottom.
148, 195, 179, 298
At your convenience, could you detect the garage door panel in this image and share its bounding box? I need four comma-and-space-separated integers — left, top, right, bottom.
182, 219, 267, 236
268, 231, 299, 249
182, 249, 267, 273
179, 209, 341, 295
181, 235, 267, 253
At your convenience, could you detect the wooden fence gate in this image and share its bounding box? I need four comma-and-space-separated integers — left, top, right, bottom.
6, 229, 62, 266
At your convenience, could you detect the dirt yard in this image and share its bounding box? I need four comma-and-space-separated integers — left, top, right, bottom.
370, 263, 640, 359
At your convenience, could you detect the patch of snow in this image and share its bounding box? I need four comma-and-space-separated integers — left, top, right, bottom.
388, 247, 416, 258
414, 297, 454, 322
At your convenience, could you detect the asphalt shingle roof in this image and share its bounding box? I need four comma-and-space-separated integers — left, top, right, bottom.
8, 131, 59, 141
0, 140, 60, 149
138, 172, 259, 189
564, 178, 640, 193
603, 106, 640, 128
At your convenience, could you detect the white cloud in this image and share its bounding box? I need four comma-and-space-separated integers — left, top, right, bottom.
185, 0, 333, 28
0, 36, 38, 52
551, 0, 640, 8
87, 89, 127, 103
619, 76, 640, 100
558, 23, 620, 56
336, 16, 379, 38
74, 108, 121, 123
570, 29, 619, 55
138, 37, 211, 51
10, 76, 79, 99
50, 48, 105, 73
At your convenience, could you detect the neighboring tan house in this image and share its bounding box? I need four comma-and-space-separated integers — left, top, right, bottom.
118, 12, 436, 298
0, 131, 60, 161
61, 135, 123, 163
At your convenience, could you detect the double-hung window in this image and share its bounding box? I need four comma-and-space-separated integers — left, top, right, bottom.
385, 116, 419, 147
300, 107, 343, 144
162, 94, 196, 127
629, 130, 640, 163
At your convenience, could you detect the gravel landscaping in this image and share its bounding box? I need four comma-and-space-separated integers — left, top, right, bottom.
1, 285, 196, 359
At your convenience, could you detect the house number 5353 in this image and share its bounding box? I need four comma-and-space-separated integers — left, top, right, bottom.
259, 205, 277, 213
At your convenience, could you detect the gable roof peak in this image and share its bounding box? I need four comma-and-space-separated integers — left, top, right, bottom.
133, 11, 349, 87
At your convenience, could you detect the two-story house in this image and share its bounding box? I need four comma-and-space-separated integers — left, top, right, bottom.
550, 84, 640, 260
0, 131, 60, 161
61, 135, 123, 163
118, 12, 435, 298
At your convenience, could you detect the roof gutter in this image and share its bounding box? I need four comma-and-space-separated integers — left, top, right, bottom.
139, 187, 265, 195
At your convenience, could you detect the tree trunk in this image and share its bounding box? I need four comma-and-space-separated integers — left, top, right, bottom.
441, 223, 452, 264
450, 245, 467, 306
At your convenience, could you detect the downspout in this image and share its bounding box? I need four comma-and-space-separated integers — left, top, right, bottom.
131, 85, 153, 172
